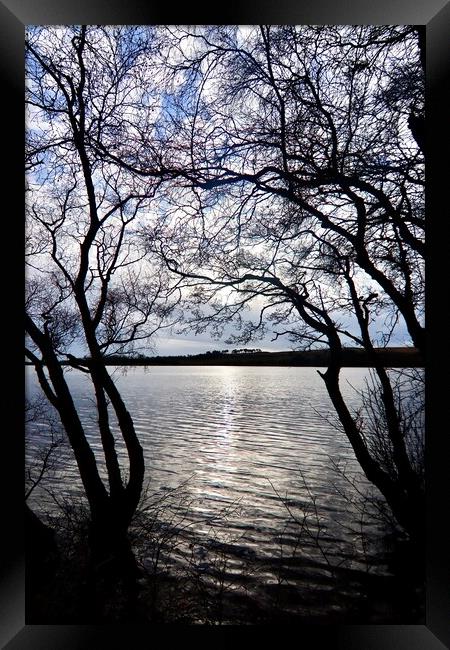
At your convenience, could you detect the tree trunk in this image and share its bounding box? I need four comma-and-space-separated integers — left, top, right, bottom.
85, 502, 142, 622
25, 504, 59, 621
320, 364, 424, 543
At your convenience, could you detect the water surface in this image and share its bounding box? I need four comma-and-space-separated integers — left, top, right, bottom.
26, 365, 394, 619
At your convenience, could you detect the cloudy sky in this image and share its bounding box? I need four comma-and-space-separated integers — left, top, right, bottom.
146, 308, 412, 357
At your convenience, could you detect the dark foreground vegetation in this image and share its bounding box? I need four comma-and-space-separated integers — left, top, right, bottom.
27, 483, 425, 625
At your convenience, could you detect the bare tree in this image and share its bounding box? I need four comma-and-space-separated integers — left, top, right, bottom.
25, 25, 179, 612
127, 26, 425, 543
25, 26, 425, 605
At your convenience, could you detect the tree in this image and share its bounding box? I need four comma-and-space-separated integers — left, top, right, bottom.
25, 25, 179, 616
125, 26, 425, 542
25, 25, 425, 593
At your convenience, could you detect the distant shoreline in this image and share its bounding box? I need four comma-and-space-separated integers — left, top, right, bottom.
26, 347, 424, 368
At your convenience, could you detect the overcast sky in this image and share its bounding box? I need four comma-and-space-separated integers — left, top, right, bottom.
147, 312, 412, 356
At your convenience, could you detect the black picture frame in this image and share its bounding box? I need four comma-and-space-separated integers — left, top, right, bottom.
2, 1, 449, 647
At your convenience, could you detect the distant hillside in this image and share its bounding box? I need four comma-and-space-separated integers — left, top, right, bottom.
62, 347, 424, 368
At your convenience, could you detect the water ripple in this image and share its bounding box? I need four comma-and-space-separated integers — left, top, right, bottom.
26, 365, 388, 589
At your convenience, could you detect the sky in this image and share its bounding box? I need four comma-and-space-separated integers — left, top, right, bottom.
25, 26, 420, 361
152, 333, 286, 356
143, 309, 412, 357
63, 315, 411, 357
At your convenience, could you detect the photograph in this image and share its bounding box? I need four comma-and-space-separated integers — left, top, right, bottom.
0, 0, 447, 645
23, 24, 428, 626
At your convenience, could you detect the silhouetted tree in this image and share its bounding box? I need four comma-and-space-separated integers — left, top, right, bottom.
25, 26, 179, 618
25, 26, 425, 578
129, 26, 425, 542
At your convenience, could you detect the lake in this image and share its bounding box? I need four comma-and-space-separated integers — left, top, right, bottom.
26, 365, 407, 621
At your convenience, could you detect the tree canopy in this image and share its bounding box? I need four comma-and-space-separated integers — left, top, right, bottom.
25, 25, 425, 563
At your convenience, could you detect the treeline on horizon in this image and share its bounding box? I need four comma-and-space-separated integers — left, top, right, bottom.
55, 347, 424, 368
